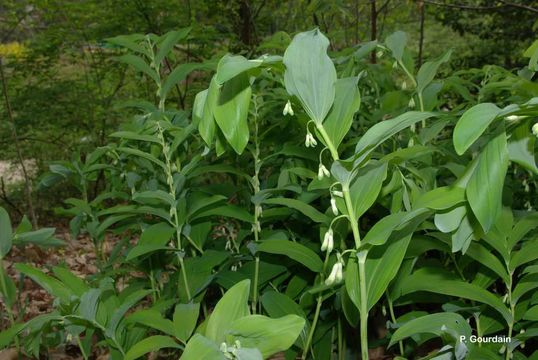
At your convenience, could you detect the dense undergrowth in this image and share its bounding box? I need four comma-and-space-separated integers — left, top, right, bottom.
1, 28, 538, 359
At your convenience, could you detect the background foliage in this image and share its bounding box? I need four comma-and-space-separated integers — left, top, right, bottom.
1, 1, 538, 360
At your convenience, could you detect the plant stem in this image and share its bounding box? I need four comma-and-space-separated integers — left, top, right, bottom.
386, 290, 404, 355
0, 257, 19, 351
302, 295, 323, 360
148, 36, 192, 301
316, 123, 369, 359
505, 268, 515, 360
358, 251, 369, 359
316, 124, 339, 160
76, 335, 89, 360
252, 256, 260, 313
342, 185, 361, 249
251, 95, 262, 314
338, 316, 344, 360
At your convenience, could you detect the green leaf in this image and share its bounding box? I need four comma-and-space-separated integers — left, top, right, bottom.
162, 63, 208, 99
109, 131, 160, 144
133, 190, 176, 207
362, 209, 428, 246
206, 279, 250, 343
523, 305, 538, 321
118, 54, 159, 84
192, 88, 208, 128
466, 131, 509, 232
155, 28, 190, 65
345, 255, 361, 311
365, 232, 414, 310
125, 335, 182, 360
507, 121, 538, 174
213, 73, 251, 154
53, 267, 88, 297
127, 309, 176, 336
14, 228, 63, 248
466, 242, 509, 282
434, 206, 466, 233
416, 50, 451, 94
523, 39, 538, 71
354, 111, 435, 162
389, 312, 471, 348
0, 267, 16, 307
193, 205, 253, 223
126, 222, 175, 261
512, 273, 538, 303
283, 29, 336, 124
117, 147, 166, 170
261, 291, 305, 318
181, 334, 225, 360
252, 240, 323, 272
385, 31, 407, 62
15, 264, 72, 303
0, 323, 25, 349
511, 240, 538, 270
451, 214, 475, 254
262, 198, 329, 223
198, 77, 219, 146
414, 186, 466, 210
0, 207, 12, 258
174, 302, 200, 343
106, 34, 148, 55
216, 54, 263, 84
78, 288, 101, 323
105, 289, 152, 340
323, 77, 361, 148
349, 161, 388, 219
227, 315, 305, 358
453, 103, 501, 155
400, 268, 512, 324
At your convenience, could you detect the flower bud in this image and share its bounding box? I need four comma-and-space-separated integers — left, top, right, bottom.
321, 229, 334, 253
330, 197, 338, 215
408, 98, 415, 109
305, 132, 317, 147
325, 262, 343, 285
318, 164, 330, 180
532, 123, 538, 137
506, 115, 521, 122
332, 190, 343, 198
283, 100, 294, 116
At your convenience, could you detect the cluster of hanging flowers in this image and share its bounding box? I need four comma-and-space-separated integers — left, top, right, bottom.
325, 254, 344, 286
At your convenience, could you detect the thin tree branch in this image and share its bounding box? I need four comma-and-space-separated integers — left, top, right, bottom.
498, 0, 538, 13
423, 0, 502, 10
0, 177, 23, 217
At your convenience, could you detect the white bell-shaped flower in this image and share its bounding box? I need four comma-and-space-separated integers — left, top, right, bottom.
283, 100, 294, 116
317, 163, 330, 180
325, 261, 343, 285
532, 123, 538, 137
330, 197, 338, 216
321, 228, 334, 253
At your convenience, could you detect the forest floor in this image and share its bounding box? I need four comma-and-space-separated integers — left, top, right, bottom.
0, 225, 392, 360
1, 227, 108, 360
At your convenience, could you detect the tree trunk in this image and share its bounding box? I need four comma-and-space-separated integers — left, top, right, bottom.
418, 0, 425, 67
370, 0, 377, 63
